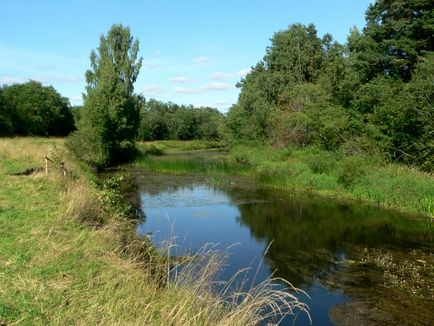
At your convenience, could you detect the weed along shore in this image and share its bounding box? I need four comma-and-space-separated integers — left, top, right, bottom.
0, 138, 309, 325
137, 141, 434, 220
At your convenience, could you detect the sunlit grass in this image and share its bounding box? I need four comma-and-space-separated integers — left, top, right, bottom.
137, 141, 434, 218
138, 139, 225, 153
0, 137, 309, 325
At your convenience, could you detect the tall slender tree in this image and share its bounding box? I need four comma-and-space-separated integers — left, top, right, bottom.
68, 24, 142, 166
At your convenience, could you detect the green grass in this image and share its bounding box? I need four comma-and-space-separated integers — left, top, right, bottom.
137, 141, 434, 218
0, 138, 308, 325
138, 139, 225, 153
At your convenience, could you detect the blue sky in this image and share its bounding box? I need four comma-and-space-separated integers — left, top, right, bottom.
0, 0, 373, 111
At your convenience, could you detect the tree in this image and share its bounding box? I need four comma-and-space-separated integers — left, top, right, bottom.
264, 23, 324, 93
0, 85, 14, 136
1, 81, 74, 136
67, 24, 142, 166
227, 23, 326, 142
363, 0, 434, 81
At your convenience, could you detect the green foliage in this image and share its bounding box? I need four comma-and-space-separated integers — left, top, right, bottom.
264, 23, 324, 88
67, 24, 142, 167
99, 176, 135, 218
364, 0, 434, 81
138, 99, 224, 141
0, 81, 74, 136
71, 105, 83, 126
337, 156, 369, 189
137, 143, 434, 217
142, 144, 165, 156
226, 24, 326, 143
0, 86, 12, 136
226, 1, 434, 172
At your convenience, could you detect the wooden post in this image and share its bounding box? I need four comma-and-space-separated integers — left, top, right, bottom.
44, 156, 54, 174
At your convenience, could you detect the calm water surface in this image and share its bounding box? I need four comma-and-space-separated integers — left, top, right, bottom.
135, 171, 434, 325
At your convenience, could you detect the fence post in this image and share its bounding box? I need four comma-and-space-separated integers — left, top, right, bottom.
45, 157, 49, 174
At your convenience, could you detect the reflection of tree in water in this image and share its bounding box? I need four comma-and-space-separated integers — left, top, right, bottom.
136, 171, 207, 196
134, 171, 434, 323
234, 196, 433, 287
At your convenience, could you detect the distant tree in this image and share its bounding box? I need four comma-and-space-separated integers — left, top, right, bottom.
196, 107, 223, 140
67, 24, 142, 166
404, 53, 434, 171
138, 99, 223, 141
0, 85, 14, 136
1, 81, 74, 136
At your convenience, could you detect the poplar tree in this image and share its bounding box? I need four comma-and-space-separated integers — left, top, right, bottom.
68, 24, 142, 166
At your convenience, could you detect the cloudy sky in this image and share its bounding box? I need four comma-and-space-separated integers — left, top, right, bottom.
0, 0, 373, 112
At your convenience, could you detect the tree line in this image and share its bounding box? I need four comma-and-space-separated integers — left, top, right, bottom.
1, 0, 432, 171
138, 99, 223, 141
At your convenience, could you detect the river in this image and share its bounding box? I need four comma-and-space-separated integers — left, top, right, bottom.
132, 169, 434, 325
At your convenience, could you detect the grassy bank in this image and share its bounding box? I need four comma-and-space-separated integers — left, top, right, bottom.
0, 138, 308, 325
137, 141, 434, 218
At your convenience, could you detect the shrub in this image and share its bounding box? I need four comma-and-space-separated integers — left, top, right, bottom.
305, 151, 339, 174
337, 155, 369, 188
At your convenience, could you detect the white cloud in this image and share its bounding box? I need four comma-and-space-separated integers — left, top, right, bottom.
54, 76, 82, 83
174, 86, 202, 94
143, 84, 166, 94
192, 56, 211, 64
202, 82, 231, 91
211, 72, 233, 80
174, 82, 232, 94
213, 100, 231, 106
212, 101, 232, 111
169, 76, 194, 84
237, 68, 251, 78
192, 100, 232, 111
154, 50, 162, 57
0, 75, 28, 84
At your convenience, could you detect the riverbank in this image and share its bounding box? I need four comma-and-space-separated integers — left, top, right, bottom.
137, 141, 434, 219
0, 138, 307, 325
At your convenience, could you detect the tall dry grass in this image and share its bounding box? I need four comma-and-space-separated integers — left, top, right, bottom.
0, 137, 63, 164
157, 242, 311, 326
61, 169, 310, 325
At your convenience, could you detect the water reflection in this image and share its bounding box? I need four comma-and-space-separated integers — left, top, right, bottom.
136, 171, 434, 325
